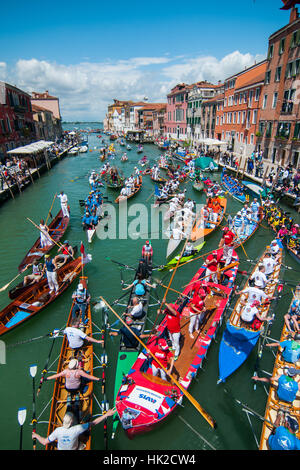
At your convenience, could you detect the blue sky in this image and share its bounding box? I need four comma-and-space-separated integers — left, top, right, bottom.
0, 0, 291, 120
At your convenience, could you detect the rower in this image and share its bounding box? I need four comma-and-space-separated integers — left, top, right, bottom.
236, 285, 275, 306
270, 240, 281, 260
284, 285, 300, 335
148, 337, 174, 381
183, 241, 195, 257
252, 367, 300, 405
240, 301, 272, 329
141, 240, 153, 264
159, 303, 181, 360
82, 211, 93, 232
266, 333, 300, 365
262, 252, 277, 279
39, 219, 52, 248
46, 358, 100, 395
57, 191, 69, 218
250, 264, 268, 290
266, 410, 300, 451
64, 316, 103, 353
124, 296, 145, 321
43, 254, 59, 295
71, 283, 91, 325
136, 258, 151, 280
22, 260, 44, 286
122, 273, 155, 297
54, 241, 74, 266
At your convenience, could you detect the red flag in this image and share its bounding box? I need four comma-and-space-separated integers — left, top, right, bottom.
80, 242, 85, 255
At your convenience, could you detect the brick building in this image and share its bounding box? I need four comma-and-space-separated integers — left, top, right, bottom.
0, 81, 36, 160
31, 90, 63, 139
165, 83, 192, 140
256, 7, 300, 168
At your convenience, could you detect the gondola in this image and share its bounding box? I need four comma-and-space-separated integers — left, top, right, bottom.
111, 260, 153, 439
114, 249, 239, 438
259, 289, 300, 450
0, 257, 82, 337
218, 240, 283, 383
9, 246, 78, 299
46, 276, 94, 450
18, 209, 70, 272
190, 197, 227, 242
115, 176, 142, 203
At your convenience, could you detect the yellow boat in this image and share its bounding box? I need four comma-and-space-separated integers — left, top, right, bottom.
190, 197, 227, 242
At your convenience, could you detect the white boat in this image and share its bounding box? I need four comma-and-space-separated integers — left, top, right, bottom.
68, 147, 79, 155
78, 145, 88, 153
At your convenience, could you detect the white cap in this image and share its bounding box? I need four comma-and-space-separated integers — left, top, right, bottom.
63, 412, 74, 429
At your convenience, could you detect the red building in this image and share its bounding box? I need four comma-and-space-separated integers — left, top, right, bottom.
0, 82, 36, 160
164, 83, 192, 140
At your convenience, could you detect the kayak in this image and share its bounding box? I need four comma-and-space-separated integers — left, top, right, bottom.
159, 241, 206, 270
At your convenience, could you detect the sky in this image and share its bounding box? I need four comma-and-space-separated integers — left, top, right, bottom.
0, 0, 292, 121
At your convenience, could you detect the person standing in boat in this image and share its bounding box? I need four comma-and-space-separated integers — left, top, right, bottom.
141, 240, 153, 264
57, 191, 69, 218
71, 283, 91, 325
160, 303, 181, 361
219, 226, 236, 266
188, 290, 205, 339
43, 254, 59, 295
148, 337, 174, 381
39, 219, 52, 248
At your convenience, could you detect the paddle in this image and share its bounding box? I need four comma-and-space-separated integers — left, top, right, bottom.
29, 364, 38, 450
182, 261, 239, 289
36, 329, 60, 396
45, 193, 57, 226
0, 271, 24, 293
100, 296, 217, 430
17, 407, 27, 450
105, 257, 135, 271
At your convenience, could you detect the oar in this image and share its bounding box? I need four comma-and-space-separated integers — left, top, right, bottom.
0, 271, 24, 293
105, 257, 135, 271
45, 193, 57, 225
29, 364, 38, 450
17, 407, 27, 450
182, 262, 239, 289
100, 296, 217, 429
36, 329, 60, 396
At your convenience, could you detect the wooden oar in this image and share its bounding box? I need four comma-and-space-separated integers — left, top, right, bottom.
0, 271, 25, 293
17, 407, 27, 450
182, 262, 239, 289
36, 329, 60, 396
26, 218, 75, 260
45, 193, 57, 226
29, 364, 38, 450
100, 296, 217, 429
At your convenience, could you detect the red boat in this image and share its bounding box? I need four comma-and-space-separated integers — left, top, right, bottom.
115, 249, 239, 438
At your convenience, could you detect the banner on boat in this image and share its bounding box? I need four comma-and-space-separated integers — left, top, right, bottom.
128, 386, 166, 413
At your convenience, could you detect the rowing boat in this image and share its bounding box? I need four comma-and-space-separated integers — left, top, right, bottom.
106, 170, 125, 189
159, 241, 206, 270
46, 276, 94, 450
111, 261, 153, 439
18, 209, 70, 272
218, 240, 283, 383
115, 176, 142, 203
150, 174, 167, 184
232, 210, 264, 249
259, 289, 300, 450
221, 170, 247, 203
190, 197, 227, 242
166, 208, 195, 258
114, 249, 239, 438
9, 246, 78, 299
0, 257, 82, 337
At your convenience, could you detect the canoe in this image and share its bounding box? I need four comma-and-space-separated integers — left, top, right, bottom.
166, 209, 195, 258
218, 240, 283, 383
18, 209, 70, 272
221, 170, 247, 203
192, 181, 204, 192
46, 276, 94, 451
259, 289, 300, 450
114, 249, 239, 438
159, 241, 206, 270
190, 197, 227, 242
111, 261, 153, 439
115, 176, 142, 203
9, 246, 78, 299
232, 210, 264, 249
0, 257, 82, 337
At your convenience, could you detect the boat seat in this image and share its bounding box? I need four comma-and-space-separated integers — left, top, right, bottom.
13, 301, 39, 311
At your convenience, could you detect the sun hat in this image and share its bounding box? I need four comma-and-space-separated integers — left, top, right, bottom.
158, 338, 169, 350
68, 359, 78, 370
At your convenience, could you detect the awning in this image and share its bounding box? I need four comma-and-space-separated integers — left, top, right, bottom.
198, 138, 227, 146
7, 140, 54, 155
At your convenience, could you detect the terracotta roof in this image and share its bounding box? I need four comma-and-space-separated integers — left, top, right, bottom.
31, 91, 58, 100
31, 103, 53, 113
235, 70, 266, 91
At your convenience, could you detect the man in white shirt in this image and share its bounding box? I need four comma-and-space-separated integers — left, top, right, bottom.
124, 296, 144, 320
64, 317, 103, 350
250, 264, 268, 289
262, 252, 277, 277
236, 285, 275, 306
270, 240, 280, 259
57, 191, 69, 218
32, 408, 115, 450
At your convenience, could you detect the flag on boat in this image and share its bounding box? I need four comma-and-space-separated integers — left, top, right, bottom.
80, 242, 92, 264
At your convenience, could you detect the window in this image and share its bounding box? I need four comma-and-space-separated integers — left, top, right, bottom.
233, 112, 236, 124
267, 44, 274, 59
262, 94, 268, 109
279, 38, 285, 54
275, 66, 282, 82
239, 93, 243, 104
294, 122, 300, 140
6, 118, 11, 132
252, 110, 257, 124
255, 88, 260, 101
237, 111, 241, 124
266, 122, 273, 138
277, 122, 291, 138
265, 70, 271, 84
242, 111, 246, 124
248, 90, 253, 107
272, 92, 278, 109
250, 134, 254, 145
240, 133, 244, 143
290, 30, 300, 48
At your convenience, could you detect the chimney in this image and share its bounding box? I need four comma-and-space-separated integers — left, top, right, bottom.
290, 7, 298, 23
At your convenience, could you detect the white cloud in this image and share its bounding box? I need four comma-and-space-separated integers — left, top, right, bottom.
4, 51, 265, 120
0, 62, 7, 80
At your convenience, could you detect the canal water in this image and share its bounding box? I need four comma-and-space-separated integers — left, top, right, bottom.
0, 123, 299, 451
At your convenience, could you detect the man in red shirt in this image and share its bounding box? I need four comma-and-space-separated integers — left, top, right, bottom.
219, 226, 236, 266
205, 250, 220, 283
188, 291, 205, 339
148, 338, 174, 381
160, 303, 181, 360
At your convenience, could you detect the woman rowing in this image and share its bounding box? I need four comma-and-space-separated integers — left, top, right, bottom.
46, 358, 100, 394
122, 273, 155, 296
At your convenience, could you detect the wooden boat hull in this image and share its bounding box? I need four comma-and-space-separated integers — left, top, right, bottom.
115, 249, 239, 437
218, 240, 283, 383
46, 276, 94, 450
0, 257, 82, 337
115, 176, 142, 203
191, 197, 227, 242
18, 209, 70, 272
232, 211, 264, 249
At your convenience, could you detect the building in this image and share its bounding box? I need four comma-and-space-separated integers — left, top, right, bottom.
186, 81, 219, 143
0, 81, 36, 160
136, 103, 166, 136
214, 60, 267, 162
31, 90, 62, 139
165, 83, 192, 140
153, 104, 166, 138
105, 99, 132, 133
256, 6, 300, 168
32, 104, 56, 141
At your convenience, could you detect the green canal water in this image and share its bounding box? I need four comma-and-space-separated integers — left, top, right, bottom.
0, 123, 299, 451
